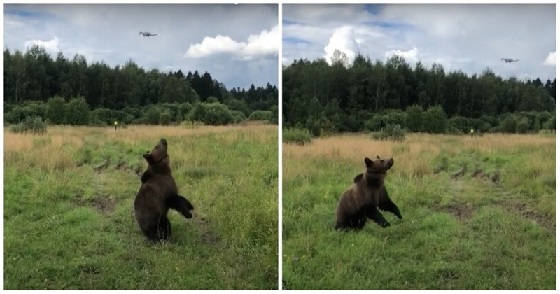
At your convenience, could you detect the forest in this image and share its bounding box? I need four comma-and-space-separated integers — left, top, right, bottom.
3, 46, 278, 126
283, 53, 556, 135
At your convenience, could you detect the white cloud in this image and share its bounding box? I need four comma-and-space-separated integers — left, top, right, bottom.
184, 35, 244, 58
324, 26, 358, 65
24, 36, 60, 53
543, 51, 556, 66
185, 25, 278, 60
245, 25, 279, 57
385, 47, 419, 64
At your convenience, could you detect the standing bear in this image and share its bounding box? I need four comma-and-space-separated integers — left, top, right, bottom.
134, 138, 194, 241
335, 156, 402, 230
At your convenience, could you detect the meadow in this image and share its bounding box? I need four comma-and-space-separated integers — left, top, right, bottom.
283, 132, 555, 289
4, 124, 278, 289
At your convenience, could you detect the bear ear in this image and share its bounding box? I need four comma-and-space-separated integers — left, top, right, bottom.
364, 157, 373, 167
143, 152, 152, 162
385, 157, 394, 170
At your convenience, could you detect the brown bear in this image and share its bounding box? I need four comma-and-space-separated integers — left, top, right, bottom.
335, 156, 401, 230
134, 138, 194, 241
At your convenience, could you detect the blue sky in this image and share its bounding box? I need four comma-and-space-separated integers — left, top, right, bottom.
4, 4, 279, 89
283, 4, 556, 81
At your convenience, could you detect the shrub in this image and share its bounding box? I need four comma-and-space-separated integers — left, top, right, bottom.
365, 114, 385, 132
372, 124, 406, 141
448, 116, 471, 133
385, 110, 407, 127
283, 128, 312, 145
248, 110, 273, 121
10, 116, 47, 134
406, 104, 424, 132
516, 116, 530, 133
269, 105, 278, 124
143, 106, 161, 125
543, 116, 555, 130
90, 108, 113, 125
230, 110, 247, 123
65, 97, 89, 125
6, 101, 48, 124
422, 105, 447, 133
187, 102, 234, 125
46, 97, 66, 124
159, 111, 172, 125
499, 115, 517, 133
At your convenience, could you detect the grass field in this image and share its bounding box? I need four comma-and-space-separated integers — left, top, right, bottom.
4, 124, 278, 289
283, 133, 555, 289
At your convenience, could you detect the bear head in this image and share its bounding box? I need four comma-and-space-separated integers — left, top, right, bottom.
363, 156, 393, 187
143, 138, 171, 174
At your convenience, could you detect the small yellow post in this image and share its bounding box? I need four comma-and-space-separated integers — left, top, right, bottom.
114, 121, 118, 131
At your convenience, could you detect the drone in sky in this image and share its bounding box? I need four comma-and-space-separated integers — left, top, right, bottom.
501, 58, 520, 63
139, 31, 158, 37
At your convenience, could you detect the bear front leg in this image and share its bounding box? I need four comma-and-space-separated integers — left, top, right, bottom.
166, 194, 194, 219
365, 207, 390, 227
379, 198, 402, 219
140, 169, 153, 183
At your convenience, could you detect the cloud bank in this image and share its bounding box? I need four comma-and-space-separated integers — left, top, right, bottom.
283, 4, 556, 80
185, 25, 279, 60
5, 4, 278, 89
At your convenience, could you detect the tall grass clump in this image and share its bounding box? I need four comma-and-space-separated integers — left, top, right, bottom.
283, 128, 312, 145
248, 110, 273, 121
372, 124, 405, 141
10, 116, 47, 134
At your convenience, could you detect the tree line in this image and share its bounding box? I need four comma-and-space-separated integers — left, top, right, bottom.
283, 53, 555, 135
4, 45, 278, 125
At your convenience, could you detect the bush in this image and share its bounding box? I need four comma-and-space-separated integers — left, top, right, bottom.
516, 116, 530, 133
406, 105, 424, 132
65, 97, 89, 125
46, 97, 66, 124
543, 116, 555, 130
283, 128, 312, 145
448, 116, 471, 133
365, 114, 385, 132
230, 110, 247, 123
372, 124, 406, 141
143, 106, 161, 125
10, 116, 47, 134
90, 108, 112, 125
385, 110, 407, 127
159, 111, 172, 125
248, 110, 273, 121
6, 101, 48, 124
187, 102, 234, 125
269, 105, 278, 124
422, 105, 447, 133
499, 115, 517, 133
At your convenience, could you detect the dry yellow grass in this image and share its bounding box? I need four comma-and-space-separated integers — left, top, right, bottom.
283, 132, 555, 179
4, 124, 276, 173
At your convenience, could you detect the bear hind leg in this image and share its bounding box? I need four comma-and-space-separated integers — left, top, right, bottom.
156, 216, 171, 240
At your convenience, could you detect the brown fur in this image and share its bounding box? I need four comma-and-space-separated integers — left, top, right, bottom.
134, 139, 194, 241
335, 156, 401, 230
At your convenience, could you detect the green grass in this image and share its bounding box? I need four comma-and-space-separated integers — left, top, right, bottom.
283, 133, 555, 289
4, 125, 278, 289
